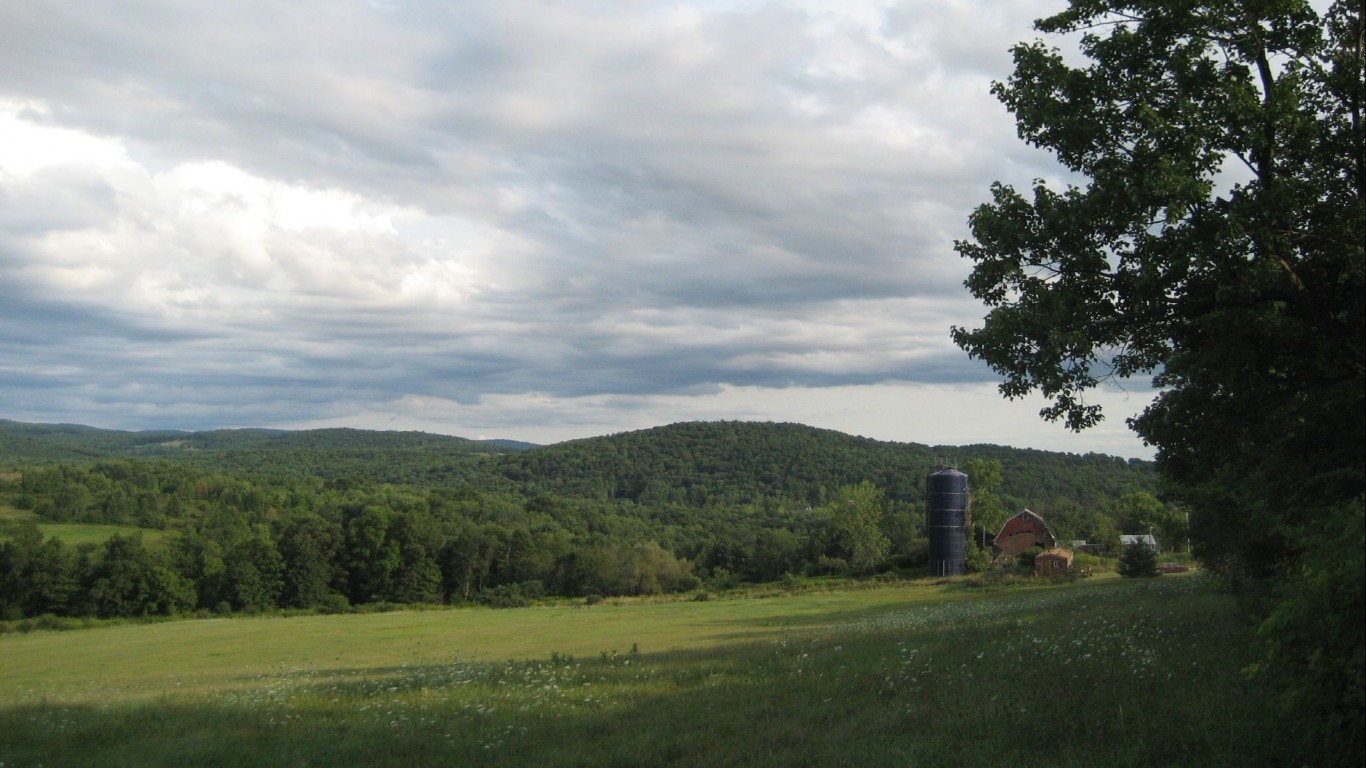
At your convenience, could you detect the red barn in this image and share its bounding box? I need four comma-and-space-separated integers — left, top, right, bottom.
992, 509, 1057, 561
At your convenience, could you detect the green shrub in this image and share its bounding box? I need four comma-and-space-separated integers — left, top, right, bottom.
808, 555, 848, 576
317, 593, 352, 615
964, 544, 993, 573
1118, 543, 1160, 578
706, 567, 739, 591
1249, 497, 1364, 766
477, 584, 535, 608
1017, 545, 1043, 569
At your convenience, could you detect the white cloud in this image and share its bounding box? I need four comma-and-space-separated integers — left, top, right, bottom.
0, 1, 1158, 457
0, 100, 130, 175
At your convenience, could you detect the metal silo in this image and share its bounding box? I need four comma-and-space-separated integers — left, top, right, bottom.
927, 466, 968, 576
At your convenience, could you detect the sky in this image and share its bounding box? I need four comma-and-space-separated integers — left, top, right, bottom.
0, 0, 1158, 458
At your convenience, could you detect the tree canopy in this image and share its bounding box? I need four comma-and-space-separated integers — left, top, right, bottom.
1, 420, 1165, 620
953, 1, 1362, 761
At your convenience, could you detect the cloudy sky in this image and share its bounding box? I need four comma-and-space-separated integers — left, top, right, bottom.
0, 0, 1157, 457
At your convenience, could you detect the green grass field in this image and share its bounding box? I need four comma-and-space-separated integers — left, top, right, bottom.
0, 574, 1290, 767
0, 503, 36, 523
0, 503, 169, 547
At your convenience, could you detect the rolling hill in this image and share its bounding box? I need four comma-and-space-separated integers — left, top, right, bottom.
489, 420, 1156, 512
0, 420, 534, 484
1, 418, 1156, 512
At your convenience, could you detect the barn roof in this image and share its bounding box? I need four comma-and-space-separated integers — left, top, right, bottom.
992, 509, 1058, 559
994, 509, 1055, 541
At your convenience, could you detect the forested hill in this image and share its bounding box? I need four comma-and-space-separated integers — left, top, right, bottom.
1, 418, 1155, 512
1, 417, 1162, 617
0, 420, 531, 482
490, 421, 1156, 513
0, 420, 192, 462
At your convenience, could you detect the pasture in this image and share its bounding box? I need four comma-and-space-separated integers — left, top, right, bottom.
0, 504, 169, 547
0, 575, 1290, 766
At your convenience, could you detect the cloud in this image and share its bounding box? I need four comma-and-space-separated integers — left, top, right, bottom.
0, 1, 1156, 457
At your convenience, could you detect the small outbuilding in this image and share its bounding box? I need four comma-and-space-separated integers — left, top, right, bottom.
1035, 547, 1074, 577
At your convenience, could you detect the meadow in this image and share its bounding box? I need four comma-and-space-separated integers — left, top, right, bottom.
0, 504, 169, 548
0, 574, 1290, 767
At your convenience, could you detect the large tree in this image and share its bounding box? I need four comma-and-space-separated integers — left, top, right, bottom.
963, 458, 1008, 547
952, 1, 1363, 761
827, 481, 891, 574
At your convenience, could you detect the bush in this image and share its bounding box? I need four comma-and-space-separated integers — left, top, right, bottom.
1074, 552, 1114, 573
807, 555, 848, 576
1249, 497, 1364, 766
477, 584, 532, 609
964, 544, 993, 573
317, 593, 352, 615
707, 567, 740, 591
1118, 543, 1160, 578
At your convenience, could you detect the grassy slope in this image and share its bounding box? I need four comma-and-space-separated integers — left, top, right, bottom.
0, 574, 1288, 767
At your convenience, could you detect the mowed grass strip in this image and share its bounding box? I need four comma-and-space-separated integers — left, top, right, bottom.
0, 575, 1285, 767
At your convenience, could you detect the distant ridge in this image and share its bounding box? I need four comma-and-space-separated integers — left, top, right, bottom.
0, 419, 538, 476
480, 438, 542, 451
488, 420, 1155, 510
0, 418, 1154, 510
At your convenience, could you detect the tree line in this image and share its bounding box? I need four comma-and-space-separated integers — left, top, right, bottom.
0, 449, 1172, 620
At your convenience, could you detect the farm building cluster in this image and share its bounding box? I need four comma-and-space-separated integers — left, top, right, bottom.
926, 466, 1163, 577
991, 508, 1076, 577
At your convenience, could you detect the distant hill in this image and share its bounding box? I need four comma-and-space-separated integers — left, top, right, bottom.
489, 421, 1156, 513
479, 439, 542, 452
0, 420, 192, 462
0, 419, 537, 482
1, 418, 1155, 513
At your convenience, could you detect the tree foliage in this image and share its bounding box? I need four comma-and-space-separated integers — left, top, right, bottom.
964, 458, 1007, 547
0, 420, 1171, 617
953, 1, 1363, 761
492, 421, 1158, 513
827, 482, 891, 574
1117, 541, 1159, 578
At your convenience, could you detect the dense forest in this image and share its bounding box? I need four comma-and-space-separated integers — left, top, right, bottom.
0, 419, 1168, 621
